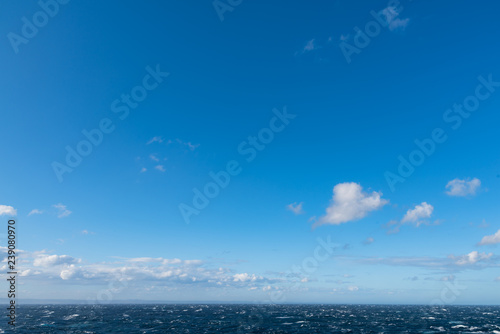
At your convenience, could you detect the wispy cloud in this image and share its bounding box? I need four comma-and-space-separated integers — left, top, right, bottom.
53, 203, 72, 218
380, 6, 410, 31
176, 139, 200, 151
296, 39, 321, 56
440, 275, 455, 281
353, 251, 498, 271
287, 202, 304, 215
0, 205, 17, 216
363, 237, 374, 245
146, 136, 164, 145
446, 178, 481, 197
28, 209, 43, 216
315, 182, 388, 228
149, 154, 160, 162
155, 165, 166, 172
478, 229, 500, 246
451, 251, 493, 266
303, 39, 317, 52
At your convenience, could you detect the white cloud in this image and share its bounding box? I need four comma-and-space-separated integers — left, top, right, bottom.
233, 273, 260, 282
33, 254, 80, 267
176, 139, 200, 151
363, 237, 374, 245
452, 251, 493, 266
53, 203, 71, 218
339, 34, 349, 41
385, 202, 435, 233
478, 229, 500, 246
149, 154, 160, 162
401, 202, 433, 226
155, 165, 166, 172
380, 6, 410, 31
357, 251, 497, 270
140, 167, 147, 173
0, 247, 278, 293
81, 230, 95, 235
303, 39, 316, 52
440, 275, 455, 281
389, 18, 410, 31
28, 209, 43, 216
446, 178, 481, 197
0, 205, 17, 216
146, 136, 164, 145
347, 285, 359, 291
316, 182, 388, 227
287, 202, 304, 215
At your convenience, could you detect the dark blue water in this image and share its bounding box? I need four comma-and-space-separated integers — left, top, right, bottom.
4, 304, 500, 333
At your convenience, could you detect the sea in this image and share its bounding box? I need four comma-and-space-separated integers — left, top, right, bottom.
3, 304, 500, 333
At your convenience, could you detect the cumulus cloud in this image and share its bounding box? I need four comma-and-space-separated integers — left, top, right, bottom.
401, 202, 434, 226
53, 203, 71, 218
287, 202, 304, 215
0, 205, 17, 216
233, 273, 261, 282
445, 178, 481, 197
2, 247, 276, 292
28, 209, 43, 216
316, 182, 388, 227
478, 230, 500, 246
33, 254, 81, 267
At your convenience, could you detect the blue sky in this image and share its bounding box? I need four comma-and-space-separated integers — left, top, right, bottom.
1, 0, 500, 304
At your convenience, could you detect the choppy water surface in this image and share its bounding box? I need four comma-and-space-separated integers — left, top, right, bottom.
4, 304, 500, 333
